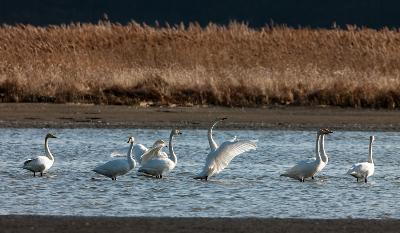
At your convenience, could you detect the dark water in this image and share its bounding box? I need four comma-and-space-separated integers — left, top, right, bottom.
0, 128, 399, 218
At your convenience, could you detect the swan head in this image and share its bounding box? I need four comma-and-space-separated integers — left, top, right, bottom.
322, 128, 333, 135
152, 139, 166, 148
370, 136, 376, 142
317, 128, 333, 135
127, 137, 135, 144
171, 128, 182, 136
46, 133, 57, 139
219, 117, 228, 121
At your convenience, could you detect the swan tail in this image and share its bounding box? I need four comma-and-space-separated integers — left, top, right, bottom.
22, 159, 34, 169
92, 168, 100, 173
23, 159, 33, 166
347, 168, 357, 175
138, 168, 159, 177
348, 171, 359, 178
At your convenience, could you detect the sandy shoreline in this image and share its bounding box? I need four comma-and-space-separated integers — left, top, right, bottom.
1, 215, 399, 233
0, 103, 400, 130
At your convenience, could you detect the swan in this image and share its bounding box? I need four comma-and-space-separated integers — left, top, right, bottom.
22, 133, 57, 176
280, 129, 333, 182
312, 128, 333, 179
93, 137, 136, 180
194, 118, 257, 181
138, 129, 181, 178
112, 139, 167, 164
347, 136, 375, 183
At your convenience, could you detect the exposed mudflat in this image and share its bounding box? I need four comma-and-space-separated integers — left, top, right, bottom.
0, 103, 399, 130
1, 216, 400, 233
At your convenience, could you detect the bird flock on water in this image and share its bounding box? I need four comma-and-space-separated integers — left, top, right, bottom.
22, 117, 376, 183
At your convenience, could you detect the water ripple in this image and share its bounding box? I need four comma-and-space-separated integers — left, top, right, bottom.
0, 128, 399, 218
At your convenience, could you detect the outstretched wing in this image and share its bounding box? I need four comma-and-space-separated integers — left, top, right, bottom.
140, 145, 163, 165
205, 139, 257, 175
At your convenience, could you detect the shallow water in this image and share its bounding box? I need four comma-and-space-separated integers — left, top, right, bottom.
0, 128, 399, 218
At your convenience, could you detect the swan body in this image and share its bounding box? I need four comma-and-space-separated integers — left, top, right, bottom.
22, 133, 57, 176
281, 129, 333, 182
195, 118, 257, 180
93, 137, 136, 180
138, 129, 181, 178
347, 136, 375, 183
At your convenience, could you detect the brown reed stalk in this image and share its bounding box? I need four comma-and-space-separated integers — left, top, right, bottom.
0, 22, 400, 108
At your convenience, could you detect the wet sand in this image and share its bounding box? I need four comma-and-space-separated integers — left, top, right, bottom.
1, 215, 399, 233
0, 103, 400, 130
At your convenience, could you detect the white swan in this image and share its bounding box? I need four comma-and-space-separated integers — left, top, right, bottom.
138, 129, 181, 178
312, 128, 333, 178
112, 140, 167, 164
347, 136, 375, 183
22, 133, 57, 177
281, 129, 332, 182
93, 137, 136, 180
194, 118, 257, 181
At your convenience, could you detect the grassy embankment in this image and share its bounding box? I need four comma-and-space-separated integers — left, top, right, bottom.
1, 22, 400, 108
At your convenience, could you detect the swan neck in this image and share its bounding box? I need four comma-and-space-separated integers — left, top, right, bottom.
44, 137, 54, 161
315, 134, 321, 161
127, 142, 136, 168
169, 133, 177, 164
368, 140, 373, 164
208, 120, 219, 151
320, 134, 328, 163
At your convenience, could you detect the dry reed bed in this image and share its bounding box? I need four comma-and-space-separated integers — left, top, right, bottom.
0, 22, 400, 108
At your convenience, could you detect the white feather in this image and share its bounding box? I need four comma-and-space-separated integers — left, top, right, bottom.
347, 136, 375, 182
197, 139, 257, 179
138, 129, 181, 178
22, 133, 57, 176
93, 137, 136, 180
347, 162, 375, 179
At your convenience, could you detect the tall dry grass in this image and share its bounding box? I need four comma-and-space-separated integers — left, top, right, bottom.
1, 22, 400, 108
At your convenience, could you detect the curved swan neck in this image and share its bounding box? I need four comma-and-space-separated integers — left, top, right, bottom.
44, 137, 54, 161
127, 142, 136, 168
368, 139, 374, 164
208, 120, 220, 151
315, 134, 321, 161
169, 132, 177, 165
320, 134, 328, 163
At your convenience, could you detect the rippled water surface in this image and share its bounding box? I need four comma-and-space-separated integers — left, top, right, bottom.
1, 128, 399, 218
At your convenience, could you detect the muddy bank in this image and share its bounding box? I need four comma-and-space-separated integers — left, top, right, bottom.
0, 103, 399, 130
1, 215, 399, 233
